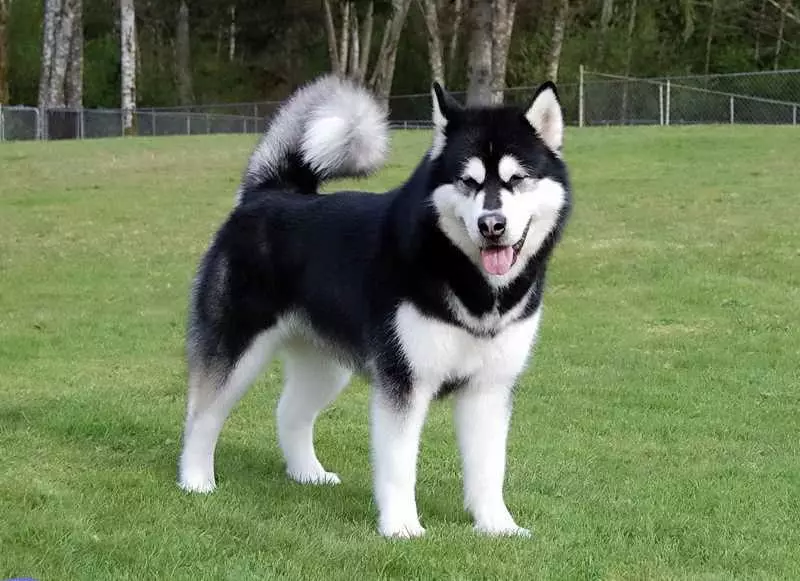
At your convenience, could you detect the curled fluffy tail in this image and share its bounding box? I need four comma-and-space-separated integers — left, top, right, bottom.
237, 75, 389, 203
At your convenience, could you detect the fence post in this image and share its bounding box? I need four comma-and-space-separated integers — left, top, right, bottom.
36, 107, 41, 140
206, 113, 210, 134
665, 80, 671, 126
578, 64, 585, 128
0, 104, 4, 142
659, 84, 664, 126
152, 111, 156, 136
793, 105, 797, 126
186, 114, 191, 135
729, 96, 735, 124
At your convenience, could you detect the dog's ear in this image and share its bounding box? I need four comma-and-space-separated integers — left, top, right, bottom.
431, 82, 462, 129
524, 82, 564, 155
430, 82, 462, 158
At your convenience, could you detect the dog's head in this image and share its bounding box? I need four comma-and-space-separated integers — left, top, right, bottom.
428, 83, 570, 286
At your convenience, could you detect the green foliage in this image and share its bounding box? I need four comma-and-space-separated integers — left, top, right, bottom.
7, 0, 41, 105
4, 0, 800, 107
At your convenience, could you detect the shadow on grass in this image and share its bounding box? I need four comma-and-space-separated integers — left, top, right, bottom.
2, 391, 467, 532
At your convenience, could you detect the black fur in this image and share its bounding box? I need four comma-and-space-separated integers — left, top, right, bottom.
189, 87, 572, 404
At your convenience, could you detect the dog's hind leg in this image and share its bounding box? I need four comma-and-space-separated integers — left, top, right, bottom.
277, 341, 352, 485
179, 330, 279, 493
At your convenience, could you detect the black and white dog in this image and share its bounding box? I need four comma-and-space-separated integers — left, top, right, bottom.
178, 75, 572, 538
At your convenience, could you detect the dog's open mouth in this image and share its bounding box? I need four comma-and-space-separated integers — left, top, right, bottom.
479, 219, 533, 276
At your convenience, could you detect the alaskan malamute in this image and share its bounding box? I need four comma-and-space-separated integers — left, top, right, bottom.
178, 75, 572, 538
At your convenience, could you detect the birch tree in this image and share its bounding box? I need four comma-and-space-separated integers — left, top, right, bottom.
65, 0, 82, 108
545, 0, 568, 82
38, 0, 82, 109
120, 0, 137, 134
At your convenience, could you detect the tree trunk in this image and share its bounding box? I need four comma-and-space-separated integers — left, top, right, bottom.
339, 1, 351, 76
446, 0, 463, 86
546, 0, 567, 82
419, 0, 445, 86
466, 0, 493, 105
64, 0, 82, 108
323, 0, 340, 73
38, 0, 59, 108
0, 0, 9, 104
228, 5, 236, 62
597, 0, 613, 59
754, 0, 765, 62
774, 0, 790, 70
120, 0, 137, 134
47, 0, 78, 108
490, 0, 516, 103
349, 9, 361, 79
621, 0, 637, 122
356, 0, 373, 83
176, 0, 193, 105
369, 0, 412, 102
703, 0, 716, 75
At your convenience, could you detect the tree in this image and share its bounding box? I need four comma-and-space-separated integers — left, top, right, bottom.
176, 0, 193, 105
545, 0, 568, 82
418, 0, 444, 86
0, 0, 8, 104
369, 0, 412, 100
120, 0, 136, 133
38, 0, 82, 109
466, 0, 516, 105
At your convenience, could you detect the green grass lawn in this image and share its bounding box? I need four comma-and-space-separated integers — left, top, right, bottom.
1, 126, 798, 580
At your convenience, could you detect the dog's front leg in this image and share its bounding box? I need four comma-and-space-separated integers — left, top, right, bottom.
370, 385, 433, 538
454, 383, 530, 537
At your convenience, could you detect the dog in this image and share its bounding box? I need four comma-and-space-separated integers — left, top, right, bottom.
178, 75, 572, 538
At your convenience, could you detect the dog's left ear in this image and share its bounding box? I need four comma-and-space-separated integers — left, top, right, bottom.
430, 82, 463, 158
524, 82, 564, 154
432, 82, 463, 128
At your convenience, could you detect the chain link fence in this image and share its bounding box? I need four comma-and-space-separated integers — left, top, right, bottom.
0, 106, 269, 141
580, 69, 800, 126
2, 69, 798, 142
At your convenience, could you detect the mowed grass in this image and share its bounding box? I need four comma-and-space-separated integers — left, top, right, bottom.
1, 126, 798, 581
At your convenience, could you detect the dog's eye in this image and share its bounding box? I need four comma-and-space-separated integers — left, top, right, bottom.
460, 177, 481, 190
506, 175, 525, 189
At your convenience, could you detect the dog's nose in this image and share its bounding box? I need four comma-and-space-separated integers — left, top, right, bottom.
478, 212, 506, 240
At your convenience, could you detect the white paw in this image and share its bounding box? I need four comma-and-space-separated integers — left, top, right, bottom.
287, 468, 341, 485
178, 474, 216, 494
472, 506, 531, 537
379, 520, 426, 539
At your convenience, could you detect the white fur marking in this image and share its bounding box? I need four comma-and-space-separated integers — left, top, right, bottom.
179, 331, 279, 493
430, 88, 447, 159
462, 157, 486, 185
372, 387, 433, 538
392, 303, 542, 534
278, 342, 351, 485
431, 178, 566, 288
498, 155, 525, 183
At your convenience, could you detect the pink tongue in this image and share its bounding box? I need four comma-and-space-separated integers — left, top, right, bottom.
480, 246, 514, 275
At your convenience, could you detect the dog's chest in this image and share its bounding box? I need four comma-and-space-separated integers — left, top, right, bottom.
394, 301, 541, 389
